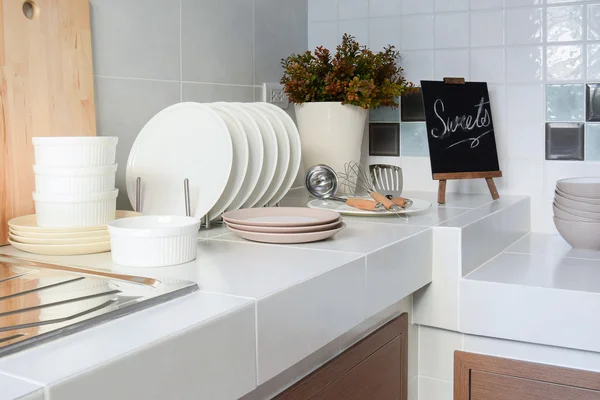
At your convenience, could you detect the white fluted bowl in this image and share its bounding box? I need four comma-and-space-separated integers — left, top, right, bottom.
33, 137, 118, 167
556, 177, 600, 199
553, 217, 600, 250
107, 216, 201, 267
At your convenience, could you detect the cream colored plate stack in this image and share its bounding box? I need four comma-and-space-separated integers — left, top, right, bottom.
8, 211, 140, 256
553, 177, 600, 250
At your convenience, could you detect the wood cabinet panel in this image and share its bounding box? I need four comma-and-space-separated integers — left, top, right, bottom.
276, 313, 408, 400
471, 370, 600, 400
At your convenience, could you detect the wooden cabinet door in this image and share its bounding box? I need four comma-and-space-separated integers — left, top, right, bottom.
455, 351, 600, 400
471, 370, 600, 400
276, 314, 408, 400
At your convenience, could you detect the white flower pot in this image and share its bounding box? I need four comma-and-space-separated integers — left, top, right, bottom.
295, 102, 368, 176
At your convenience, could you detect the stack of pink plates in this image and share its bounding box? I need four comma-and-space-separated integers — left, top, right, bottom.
222, 207, 345, 244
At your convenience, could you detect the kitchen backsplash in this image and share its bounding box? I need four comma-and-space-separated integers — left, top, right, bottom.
92, 0, 307, 210
309, 0, 600, 232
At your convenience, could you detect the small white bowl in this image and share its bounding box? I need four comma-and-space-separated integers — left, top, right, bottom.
107, 215, 201, 267
34, 164, 117, 194
554, 193, 600, 213
33, 190, 118, 228
553, 201, 600, 221
554, 217, 600, 250
33, 137, 118, 167
556, 177, 600, 199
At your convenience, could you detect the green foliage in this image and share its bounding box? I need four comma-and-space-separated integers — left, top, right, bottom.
280, 34, 416, 109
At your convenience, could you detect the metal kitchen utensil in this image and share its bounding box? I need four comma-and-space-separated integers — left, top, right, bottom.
337, 162, 404, 212
305, 165, 385, 212
0, 254, 197, 357
369, 164, 413, 208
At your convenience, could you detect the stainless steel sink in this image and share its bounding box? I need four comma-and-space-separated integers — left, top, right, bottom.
0, 254, 197, 357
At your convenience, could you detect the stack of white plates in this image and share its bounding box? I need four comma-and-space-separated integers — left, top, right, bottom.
553, 177, 600, 250
8, 211, 139, 255
125, 102, 301, 221
222, 207, 345, 244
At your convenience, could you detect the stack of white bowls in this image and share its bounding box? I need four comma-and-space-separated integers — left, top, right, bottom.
32, 137, 119, 228
553, 177, 600, 250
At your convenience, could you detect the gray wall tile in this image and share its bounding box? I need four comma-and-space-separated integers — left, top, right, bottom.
182, 0, 254, 84
95, 77, 181, 209
90, 0, 180, 80
182, 83, 255, 103
254, 0, 308, 85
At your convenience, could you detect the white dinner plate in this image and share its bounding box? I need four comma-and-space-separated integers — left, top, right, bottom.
8, 211, 140, 233
207, 104, 249, 220
307, 198, 432, 216
239, 104, 278, 208
247, 103, 290, 208
126, 102, 232, 218
254, 103, 302, 207
218, 103, 264, 212
226, 222, 346, 244
9, 232, 110, 245
9, 238, 111, 256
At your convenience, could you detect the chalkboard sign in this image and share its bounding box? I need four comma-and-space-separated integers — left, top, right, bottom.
420, 80, 500, 176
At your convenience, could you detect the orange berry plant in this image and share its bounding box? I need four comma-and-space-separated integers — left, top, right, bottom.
281, 34, 416, 109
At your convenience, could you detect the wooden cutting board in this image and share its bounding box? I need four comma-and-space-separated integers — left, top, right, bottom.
0, 0, 96, 245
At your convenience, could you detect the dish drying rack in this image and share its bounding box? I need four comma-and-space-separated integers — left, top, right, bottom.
134, 177, 279, 230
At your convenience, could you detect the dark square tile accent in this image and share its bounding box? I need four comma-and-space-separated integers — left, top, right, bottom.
401, 88, 425, 122
369, 123, 400, 157
545, 122, 585, 160
587, 84, 600, 122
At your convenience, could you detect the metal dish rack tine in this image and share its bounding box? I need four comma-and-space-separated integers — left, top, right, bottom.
135, 177, 142, 213
184, 178, 191, 217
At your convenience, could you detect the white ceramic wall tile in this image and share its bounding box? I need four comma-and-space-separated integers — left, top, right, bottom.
547, 45, 584, 81
418, 376, 453, 400
370, 0, 402, 17
94, 77, 180, 210
0, 374, 42, 400
90, 0, 180, 80
546, 5, 584, 43
506, 84, 544, 123
470, 0, 503, 10
505, 7, 544, 45
434, 0, 468, 12
309, 21, 339, 50
435, 13, 469, 49
338, 19, 369, 45
588, 44, 600, 80
589, 4, 600, 40
256, 257, 365, 383
369, 16, 402, 50
419, 326, 463, 380
506, 121, 545, 159
401, 50, 435, 83
402, 0, 434, 15
366, 230, 433, 316
182, 83, 255, 103
182, 0, 254, 85
48, 303, 257, 400
546, 84, 585, 122
401, 15, 434, 50
470, 10, 505, 47
506, 46, 544, 83
339, 0, 369, 19
434, 49, 469, 79
308, 0, 338, 21
470, 48, 505, 83
413, 228, 461, 331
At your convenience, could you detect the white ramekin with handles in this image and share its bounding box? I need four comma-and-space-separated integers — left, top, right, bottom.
34, 164, 117, 194
33, 137, 118, 167
33, 189, 118, 227
107, 216, 201, 267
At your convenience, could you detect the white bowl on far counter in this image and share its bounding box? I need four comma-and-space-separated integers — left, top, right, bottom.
34, 164, 117, 194
33, 189, 118, 228
107, 216, 201, 267
553, 217, 600, 250
33, 136, 118, 167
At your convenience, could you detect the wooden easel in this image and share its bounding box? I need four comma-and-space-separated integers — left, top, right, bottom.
435, 171, 502, 204
434, 77, 502, 204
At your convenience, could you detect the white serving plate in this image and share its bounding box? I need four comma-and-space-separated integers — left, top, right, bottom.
9, 232, 110, 245
238, 104, 278, 208
307, 198, 432, 216
126, 102, 233, 219
254, 102, 302, 207
226, 222, 346, 244
218, 103, 264, 212
8, 210, 141, 233
223, 207, 340, 227
8, 238, 111, 256
207, 104, 250, 220
246, 103, 290, 208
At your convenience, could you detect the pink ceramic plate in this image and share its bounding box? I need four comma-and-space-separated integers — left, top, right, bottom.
226, 223, 346, 244
222, 207, 340, 227
225, 219, 342, 234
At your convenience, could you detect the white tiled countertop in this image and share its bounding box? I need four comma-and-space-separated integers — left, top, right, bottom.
0, 190, 524, 400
